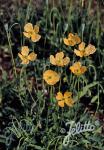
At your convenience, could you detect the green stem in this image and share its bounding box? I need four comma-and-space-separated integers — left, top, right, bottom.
58, 67, 63, 91
50, 86, 53, 103
6, 30, 17, 78
78, 76, 80, 101
25, 0, 32, 24
19, 66, 25, 105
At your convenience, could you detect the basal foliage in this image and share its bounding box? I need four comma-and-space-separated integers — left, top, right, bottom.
0, 0, 104, 150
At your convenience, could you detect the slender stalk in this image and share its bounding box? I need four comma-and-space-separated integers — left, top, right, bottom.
58, 67, 63, 91
50, 85, 53, 103
19, 66, 25, 105
78, 76, 80, 101
25, 0, 32, 24
6, 30, 17, 78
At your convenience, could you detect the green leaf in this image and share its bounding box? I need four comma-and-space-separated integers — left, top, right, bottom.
29, 144, 44, 150
50, 97, 56, 103
91, 95, 98, 103
0, 135, 6, 143
74, 82, 98, 101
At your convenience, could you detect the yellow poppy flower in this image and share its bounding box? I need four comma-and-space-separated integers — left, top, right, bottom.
70, 62, 87, 76
74, 42, 96, 57
63, 33, 81, 46
56, 91, 74, 107
43, 70, 60, 85
18, 46, 37, 64
23, 23, 41, 42
50, 52, 70, 67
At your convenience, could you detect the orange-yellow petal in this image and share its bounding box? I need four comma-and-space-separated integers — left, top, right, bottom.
34, 25, 39, 33
65, 98, 74, 107
64, 92, 72, 98
23, 32, 31, 38
31, 33, 41, 42
64, 33, 81, 46
84, 44, 96, 56
27, 52, 37, 61
50, 55, 56, 65
24, 23, 33, 32
74, 34, 81, 44
18, 53, 29, 64
67, 40, 76, 46
68, 33, 74, 38
70, 62, 81, 70
18, 53, 24, 61
74, 49, 84, 57
56, 92, 63, 100
78, 42, 85, 50
63, 57, 70, 65
56, 52, 64, 60
21, 46, 29, 56
58, 100, 65, 107
81, 66, 87, 74
21, 59, 29, 64
63, 38, 70, 46
70, 66, 74, 73
74, 62, 81, 68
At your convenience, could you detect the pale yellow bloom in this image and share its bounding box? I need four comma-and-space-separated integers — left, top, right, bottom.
70, 62, 87, 76
50, 52, 70, 67
43, 70, 60, 85
18, 46, 37, 64
56, 91, 74, 107
63, 33, 81, 46
74, 42, 96, 57
23, 23, 41, 42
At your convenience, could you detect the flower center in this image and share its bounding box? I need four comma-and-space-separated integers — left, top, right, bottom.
29, 31, 33, 36
48, 76, 52, 80
62, 98, 65, 101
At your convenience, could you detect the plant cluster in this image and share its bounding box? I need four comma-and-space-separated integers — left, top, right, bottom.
0, 0, 104, 150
